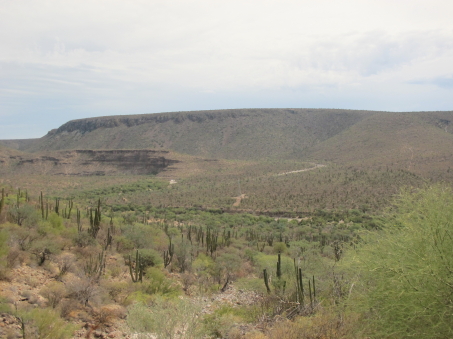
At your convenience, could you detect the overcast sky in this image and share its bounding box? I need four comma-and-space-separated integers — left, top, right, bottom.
1, 0, 453, 139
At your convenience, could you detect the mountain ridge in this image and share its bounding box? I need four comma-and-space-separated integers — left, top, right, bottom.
2, 109, 453, 169
8, 108, 375, 158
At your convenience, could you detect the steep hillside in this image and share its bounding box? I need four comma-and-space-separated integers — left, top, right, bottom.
21, 109, 373, 159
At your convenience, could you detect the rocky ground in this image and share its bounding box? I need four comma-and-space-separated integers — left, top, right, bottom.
0, 263, 264, 339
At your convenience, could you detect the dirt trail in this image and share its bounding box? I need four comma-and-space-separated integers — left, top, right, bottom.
232, 163, 326, 207
276, 163, 326, 176
233, 194, 246, 207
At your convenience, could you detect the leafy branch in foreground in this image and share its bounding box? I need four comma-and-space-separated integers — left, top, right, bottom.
344, 185, 453, 338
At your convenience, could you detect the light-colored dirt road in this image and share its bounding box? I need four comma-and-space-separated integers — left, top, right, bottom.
232, 163, 326, 207
233, 193, 246, 207
276, 163, 326, 176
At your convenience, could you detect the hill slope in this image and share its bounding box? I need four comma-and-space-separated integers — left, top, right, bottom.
306, 111, 453, 174
3, 109, 453, 170
19, 109, 373, 159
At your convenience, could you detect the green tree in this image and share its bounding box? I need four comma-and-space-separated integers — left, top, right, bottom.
8, 204, 39, 227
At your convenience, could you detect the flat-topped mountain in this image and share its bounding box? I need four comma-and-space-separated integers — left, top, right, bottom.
2, 108, 453, 212
2, 109, 453, 172
12, 109, 373, 158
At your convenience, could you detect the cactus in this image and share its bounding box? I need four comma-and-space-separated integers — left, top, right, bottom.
0, 188, 4, 216
312, 275, 316, 302
84, 250, 106, 280
195, 226, 204, 244
55, 198, 60, 215
206, 227, 218, 256
187, 225, 192, 242
104, 225, 113, 250
262, 253, 288, 295
89, 208, 93, 225
266, 233, 274, 246
294, 265, 305, 306
276, 253, 282, 279
88, 200, 101, 239
163, 237, 174, 268
221, 229, 231, 247
76, 209, 82, 233
257, 242, 265, 252
299, 268, 305, 304
275, 252, 287, 293
67, 199, 73, 219
308, 279, 313, 309
128, 250, 144, 283
263, 269, 271, 293
40, 192, 45, 219
97, 198, 101, 219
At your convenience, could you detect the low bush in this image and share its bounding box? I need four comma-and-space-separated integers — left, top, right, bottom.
40, 281, 67, 308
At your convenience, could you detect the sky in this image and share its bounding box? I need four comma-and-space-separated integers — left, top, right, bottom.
1, 0, 453, 139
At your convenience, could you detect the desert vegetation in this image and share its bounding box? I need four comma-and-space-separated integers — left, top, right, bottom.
1, 108, 453, 338
1, 174, 452, 338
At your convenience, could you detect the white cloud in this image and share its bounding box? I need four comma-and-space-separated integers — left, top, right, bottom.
1, 0, 453, 138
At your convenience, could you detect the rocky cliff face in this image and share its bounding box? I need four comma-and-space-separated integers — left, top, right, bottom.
49, 110, 254, 135
0, 149, 179, 176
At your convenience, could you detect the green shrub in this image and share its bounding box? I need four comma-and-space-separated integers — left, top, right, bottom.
215, 252, 242, 280
73, 231, 97, 247
272, 242, 287, 254
7, 204, 39, 227
0, 230, 9, 265
127, 297, 202, 339
115, 235, 134, 253
139, 248, 163, 268
22, 308, 77, 339
121, 223, 158, 249
48, 212, 64, 230
344, 186, 453, 338
255, 253, 293, 276
140, 267, 180, 296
